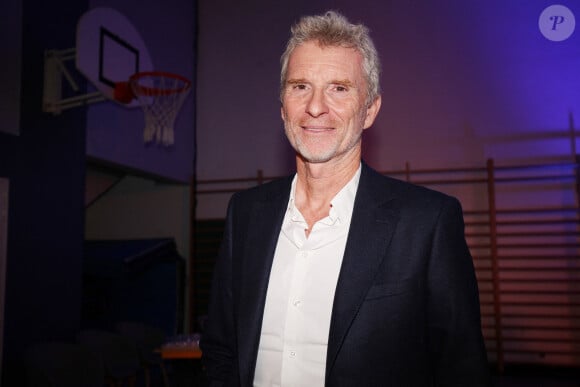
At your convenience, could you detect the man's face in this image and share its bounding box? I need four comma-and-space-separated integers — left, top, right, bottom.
281, 40, 381, 164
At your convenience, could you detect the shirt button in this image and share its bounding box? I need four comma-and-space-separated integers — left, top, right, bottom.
290, 351, 296, 357
293, 300, 301, 307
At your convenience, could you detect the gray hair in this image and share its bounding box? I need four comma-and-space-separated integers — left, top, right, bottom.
280, 10, 381, 106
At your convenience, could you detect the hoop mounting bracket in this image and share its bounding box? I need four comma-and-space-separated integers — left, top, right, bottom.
42, 48, 106, 115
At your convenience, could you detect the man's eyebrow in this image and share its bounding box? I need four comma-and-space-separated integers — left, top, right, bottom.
286, 78, 356, 87
286, 78, 308, 85
332, 79, 355, 87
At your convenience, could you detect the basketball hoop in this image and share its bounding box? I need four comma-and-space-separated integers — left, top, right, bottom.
114, 71, 191, 146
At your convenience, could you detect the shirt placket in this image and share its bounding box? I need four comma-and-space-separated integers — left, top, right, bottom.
281, 213, 308, 385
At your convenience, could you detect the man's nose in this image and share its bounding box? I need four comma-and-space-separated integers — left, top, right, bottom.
306, 88, 328, 117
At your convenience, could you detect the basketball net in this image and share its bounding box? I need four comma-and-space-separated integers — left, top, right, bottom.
129, 72, 191, 146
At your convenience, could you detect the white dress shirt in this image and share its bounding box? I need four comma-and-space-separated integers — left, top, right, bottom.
254, 165, 361, 387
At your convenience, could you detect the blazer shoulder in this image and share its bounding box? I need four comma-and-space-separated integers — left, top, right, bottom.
230, 175, 293, 206
361, 163, 461, 210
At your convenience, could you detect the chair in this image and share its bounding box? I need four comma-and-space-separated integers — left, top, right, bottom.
114, 321, 170, 387
77, 329, 140, 387
23, 341, 105, 387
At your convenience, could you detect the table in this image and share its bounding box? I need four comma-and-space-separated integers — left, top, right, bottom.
160, 343, 202, 360
159, 343, 204, 386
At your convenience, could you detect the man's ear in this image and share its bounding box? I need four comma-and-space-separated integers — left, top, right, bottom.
363, 95, 382, 130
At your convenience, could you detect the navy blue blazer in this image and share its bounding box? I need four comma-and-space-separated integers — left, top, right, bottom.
201, 163, 491, 386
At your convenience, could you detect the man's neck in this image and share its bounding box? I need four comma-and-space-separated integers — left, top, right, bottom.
294, 153, 361, 231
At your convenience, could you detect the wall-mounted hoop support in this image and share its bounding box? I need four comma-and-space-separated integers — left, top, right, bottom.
42, 48, 105, 115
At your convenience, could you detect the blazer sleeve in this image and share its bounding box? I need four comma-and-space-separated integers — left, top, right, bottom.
427, 197, 491, 386
200, 197, 238, 386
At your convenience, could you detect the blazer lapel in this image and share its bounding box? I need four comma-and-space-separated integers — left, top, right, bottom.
236, 179, 292, 385
326, 165, 400, 375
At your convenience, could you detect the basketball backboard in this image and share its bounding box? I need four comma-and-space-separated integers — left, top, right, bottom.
76, 7, 153, 107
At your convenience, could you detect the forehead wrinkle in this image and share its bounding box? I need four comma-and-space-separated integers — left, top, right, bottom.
285, 42, 366, 93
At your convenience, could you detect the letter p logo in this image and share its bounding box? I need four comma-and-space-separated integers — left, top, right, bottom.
539, 5, 575, 41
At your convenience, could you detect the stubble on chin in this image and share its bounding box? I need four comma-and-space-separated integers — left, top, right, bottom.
287, 129, 364, 165
284, 124, 334, 163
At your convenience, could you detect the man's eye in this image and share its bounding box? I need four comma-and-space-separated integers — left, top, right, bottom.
293, 84, 307, 90
335, 85, 348, 92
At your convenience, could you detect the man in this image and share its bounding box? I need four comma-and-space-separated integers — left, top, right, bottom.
201, 10, 490, 386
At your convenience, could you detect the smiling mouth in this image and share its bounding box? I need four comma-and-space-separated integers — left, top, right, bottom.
302, 126, 334, 132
